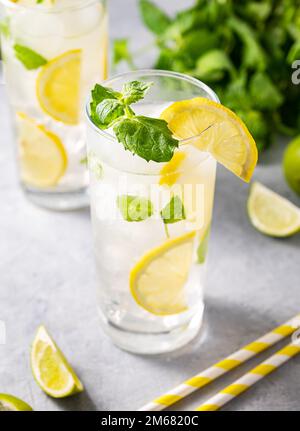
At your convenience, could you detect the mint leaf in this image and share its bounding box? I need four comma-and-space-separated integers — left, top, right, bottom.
96, 99, 125, 129
90, 83, 121, 128
197, 225, 210, 264
0, 18, 10, 39
139, 0, 171, 35
114, 116, 178, 163
122, 81, 152, 105
113, 38, 134, 68
14, 44, 47, 70
249, 72, 283, 110
195, 49, 235, 82
160, 196, 186, 224
117, 195, 153, 222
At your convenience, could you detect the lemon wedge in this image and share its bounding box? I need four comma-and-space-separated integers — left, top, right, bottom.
0, 394, 33, 411
17, 112, 67, 188
36, 50, 82, 125
31, 326, 83, 398
160, 98, 258, 182
248, 182, 300, 237
130, 231, 196, 316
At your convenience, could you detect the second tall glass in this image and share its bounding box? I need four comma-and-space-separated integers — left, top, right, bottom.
0, 0, 108, 209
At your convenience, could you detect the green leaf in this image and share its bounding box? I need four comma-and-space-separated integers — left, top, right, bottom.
197, 225, 210, 264
237, 110, 272, 152
160, 196, 186, 225
80, 156, 88, 166
114, 116, 178, 163
239, 2, 272, 22
90, 83, 121, 128
117, 195, 153, 222
223, 73, 251, 111
139, 0, 171, 35
0, 18, 10, 39
96, 99, 125, 129
180, 30, 220, 61
14, 44, 47, 70
122, 81, 152, 105
112, 38, 134, 68
194, 49, 235, 82
287, 41, 300, 64
228, 17, 267, 71
249, 72, 283, 110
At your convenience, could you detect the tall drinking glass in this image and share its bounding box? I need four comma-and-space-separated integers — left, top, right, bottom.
86, 70, 219, 354
0, 0, 107, 209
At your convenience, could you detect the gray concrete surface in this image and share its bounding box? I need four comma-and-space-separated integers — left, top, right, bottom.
0, 0, 299, 412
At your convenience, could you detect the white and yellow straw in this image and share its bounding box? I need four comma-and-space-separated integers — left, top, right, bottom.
139, 314, 300, 411
196, 341, 300, 411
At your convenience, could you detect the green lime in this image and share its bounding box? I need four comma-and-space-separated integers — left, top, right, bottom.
0, 394, 33, 411
31, 326, 84, 398
248, 182, 300, 237
283, 136, 300, 196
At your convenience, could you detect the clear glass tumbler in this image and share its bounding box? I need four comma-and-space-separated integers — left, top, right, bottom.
86, 70, 219, 354
0, 0, 108, 210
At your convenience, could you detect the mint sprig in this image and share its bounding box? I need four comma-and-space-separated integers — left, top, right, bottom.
90, 80, 179, 163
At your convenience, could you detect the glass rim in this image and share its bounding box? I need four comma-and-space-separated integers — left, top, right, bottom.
85, 69, 220, 145
0, 0, 104, 14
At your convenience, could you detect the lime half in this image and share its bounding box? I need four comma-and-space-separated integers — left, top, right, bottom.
248, 182, 300, 237
31, 326, 83, 398
0, 394, 33, 411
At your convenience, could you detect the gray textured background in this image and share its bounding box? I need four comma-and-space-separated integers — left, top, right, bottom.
0, 0, 299, 411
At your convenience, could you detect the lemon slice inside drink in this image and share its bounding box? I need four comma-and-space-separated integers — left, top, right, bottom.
159, 151, 187, 186
130, 231, 196, 316
31, 326, 83, 398
0, 394, 33, 411
17, 112, 67, 188
36, 50, 82, 125
160, 98, 258, 182
248, 182, 300, 237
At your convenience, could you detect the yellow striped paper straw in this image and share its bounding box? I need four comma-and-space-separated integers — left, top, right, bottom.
196, 341, 300, 411
139, 314, 300, 411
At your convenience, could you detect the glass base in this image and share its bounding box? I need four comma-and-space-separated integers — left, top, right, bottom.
98, 305, 205, 355
22, 186, 89, 211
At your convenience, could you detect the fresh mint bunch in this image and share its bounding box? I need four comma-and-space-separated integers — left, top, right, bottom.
90, 81, 179, 163
113, 0, 300, 151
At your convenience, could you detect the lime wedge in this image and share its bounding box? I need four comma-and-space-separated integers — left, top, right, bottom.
31, 326, 83, 398
248, 182, 300, 237
0, 394, 33, 411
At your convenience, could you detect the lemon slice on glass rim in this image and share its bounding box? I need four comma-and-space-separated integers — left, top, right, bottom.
160, 97, 258, 182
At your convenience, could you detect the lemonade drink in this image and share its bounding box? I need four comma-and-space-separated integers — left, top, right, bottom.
86, 71, 219, 354
0, 0, 107, 209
